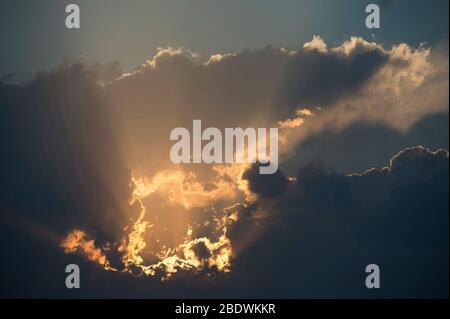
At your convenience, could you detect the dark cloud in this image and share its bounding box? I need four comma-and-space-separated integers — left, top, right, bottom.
296, 162, 353, 210
235, 146, 448, 298
0, 63, 135, 296
243, 163, 288, 198
280, 44, 388, 108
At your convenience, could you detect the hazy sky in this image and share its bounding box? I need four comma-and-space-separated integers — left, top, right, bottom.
1, 0, 448, 76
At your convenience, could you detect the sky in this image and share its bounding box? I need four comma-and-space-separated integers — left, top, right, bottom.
0, 0, 449, 298
0, 0, 449, 76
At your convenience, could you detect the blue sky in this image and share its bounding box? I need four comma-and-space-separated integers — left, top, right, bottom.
1, 0, 448, 76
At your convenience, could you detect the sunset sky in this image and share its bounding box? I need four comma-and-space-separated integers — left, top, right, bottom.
0, 0, 448, 298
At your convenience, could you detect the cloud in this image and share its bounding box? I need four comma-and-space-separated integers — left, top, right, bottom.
0, 63, 132, 241
281, 111, 449, 175
0, 36, 448, 297
246, 146, 448, 209
105, 36, 448, 178
279, 40, 448, 162
236, 146, 448, 297
61, 229, 116, 271
243, 163, 288, 198
0, 63, 136, 297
